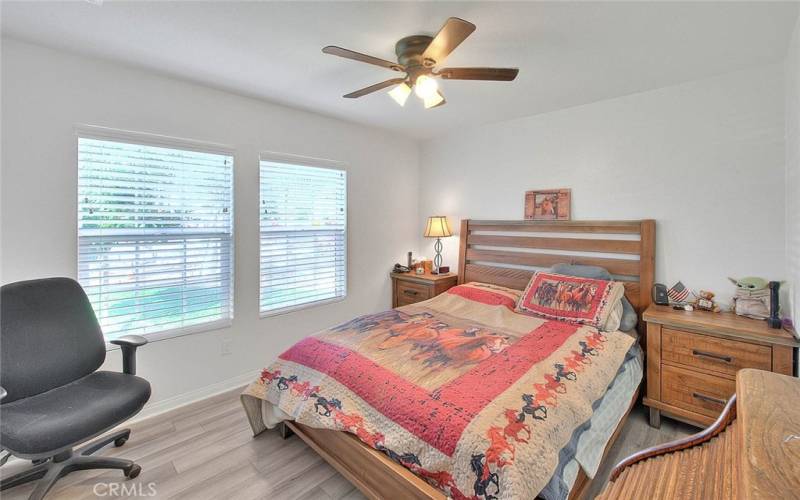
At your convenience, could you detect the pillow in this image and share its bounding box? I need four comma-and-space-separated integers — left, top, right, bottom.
603, 300, 624, 332
550, 263, 638, 332
515, 271, 626, 330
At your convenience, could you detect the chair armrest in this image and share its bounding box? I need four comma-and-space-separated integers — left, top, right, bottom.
110, 335, 148, 375
0, 386, 6, 402
609, 394, 737, 482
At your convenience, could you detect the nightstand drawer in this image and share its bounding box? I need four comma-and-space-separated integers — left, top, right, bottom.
396, 281, 431, 305
661, 327, 771, 377
662, 364, 736, 418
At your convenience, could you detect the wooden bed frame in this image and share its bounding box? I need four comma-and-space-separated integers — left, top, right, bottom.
285, 219, 656, 500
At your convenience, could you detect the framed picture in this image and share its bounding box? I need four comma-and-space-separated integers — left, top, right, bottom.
524, 189, 571, 220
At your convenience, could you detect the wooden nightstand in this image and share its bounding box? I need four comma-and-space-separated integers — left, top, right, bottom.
390, 272, 458, 308
643, 304, 798, 428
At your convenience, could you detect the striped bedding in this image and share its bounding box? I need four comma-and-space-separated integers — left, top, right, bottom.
241, 282, 635, 499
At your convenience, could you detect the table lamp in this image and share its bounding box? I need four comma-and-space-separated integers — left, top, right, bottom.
424, 216, 453, 274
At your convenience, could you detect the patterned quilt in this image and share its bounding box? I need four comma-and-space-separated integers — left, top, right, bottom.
241, 282, 635, 499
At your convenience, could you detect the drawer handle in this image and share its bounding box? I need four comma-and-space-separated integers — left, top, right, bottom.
692, 392, 728, 406
403, 290, 419, 296
691, 349, 732, 363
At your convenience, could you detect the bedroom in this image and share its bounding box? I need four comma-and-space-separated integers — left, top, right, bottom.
0, 1, 798, 499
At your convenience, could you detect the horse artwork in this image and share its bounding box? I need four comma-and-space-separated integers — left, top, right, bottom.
503, 409, 532, 443
276, 374, 297, 390
290, 380, 319, 400
516, 271, 626, 330
470, 453, 501, 500
377, 444, 422, 467
312, 396, 342, 417
520, 394, 548, 421
373, 314, 511, 370
532, 280, 599, 313
524, 189, 571, 221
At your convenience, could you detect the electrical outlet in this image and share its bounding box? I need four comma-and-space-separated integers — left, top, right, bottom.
221, 338, 233, 356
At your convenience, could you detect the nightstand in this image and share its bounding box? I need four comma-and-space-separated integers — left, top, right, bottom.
390, 272, 458, 308
643, 304, 798, 428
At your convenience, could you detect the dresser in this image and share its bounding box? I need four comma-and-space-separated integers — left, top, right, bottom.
643, 304, 798, 428
599, 369, 800, 499
390, 272, 458, 308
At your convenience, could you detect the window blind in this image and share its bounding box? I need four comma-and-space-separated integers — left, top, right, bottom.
78, 135, 234, 340
260, 160, 347, 315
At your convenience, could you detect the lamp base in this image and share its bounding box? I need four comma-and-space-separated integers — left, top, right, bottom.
433, 237, 443, 275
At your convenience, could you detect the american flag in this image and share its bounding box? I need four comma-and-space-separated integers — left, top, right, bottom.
668, 281, 690, 303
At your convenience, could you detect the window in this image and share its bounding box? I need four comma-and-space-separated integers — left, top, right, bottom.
78, 131, 234, 341
259, 156, 347, 315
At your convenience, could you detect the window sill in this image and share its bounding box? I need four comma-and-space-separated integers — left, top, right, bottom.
259, 296, 346, 319
104, 318, 233, 351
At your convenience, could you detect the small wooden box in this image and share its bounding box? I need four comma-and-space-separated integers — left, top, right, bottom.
390, 272, 458, 308
643, 304, 798, 428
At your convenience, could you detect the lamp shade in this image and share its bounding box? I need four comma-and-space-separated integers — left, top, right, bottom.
424, 216, 453, 238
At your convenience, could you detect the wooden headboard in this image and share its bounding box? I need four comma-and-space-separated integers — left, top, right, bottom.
457, 219, 655, 328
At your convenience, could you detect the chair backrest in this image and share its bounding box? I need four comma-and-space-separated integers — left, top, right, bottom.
1, 278, 106, 403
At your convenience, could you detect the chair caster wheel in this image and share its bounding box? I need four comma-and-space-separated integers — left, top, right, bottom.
125, 464, 141, 479
32, 458, 48, 465
114, 437, 128, 447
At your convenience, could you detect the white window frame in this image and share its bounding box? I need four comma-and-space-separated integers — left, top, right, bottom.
75, 125, 236, 346
259, 151, 348, 318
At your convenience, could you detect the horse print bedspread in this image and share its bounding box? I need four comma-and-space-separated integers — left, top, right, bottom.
241, 282, 635, 499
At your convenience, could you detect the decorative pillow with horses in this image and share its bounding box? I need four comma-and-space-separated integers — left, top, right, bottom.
515, 272, 626, 331
241, 282, 635, 499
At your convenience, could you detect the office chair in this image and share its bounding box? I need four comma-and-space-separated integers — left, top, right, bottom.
0, 278, 151, 500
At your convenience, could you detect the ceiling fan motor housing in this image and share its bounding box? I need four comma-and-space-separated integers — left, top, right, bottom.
395, 35, 435, 74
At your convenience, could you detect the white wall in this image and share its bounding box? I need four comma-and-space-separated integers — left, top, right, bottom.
419, 64, 786, 306
787, 18, 800, 323
0, 39, 420, 409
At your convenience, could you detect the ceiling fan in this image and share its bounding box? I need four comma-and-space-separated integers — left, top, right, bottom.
322, 17, 519, 109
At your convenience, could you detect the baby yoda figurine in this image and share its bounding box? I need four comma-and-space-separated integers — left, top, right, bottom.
729, 276, 775, 321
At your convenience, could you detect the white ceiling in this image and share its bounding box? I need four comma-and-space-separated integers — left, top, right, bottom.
2, 1, 798, 140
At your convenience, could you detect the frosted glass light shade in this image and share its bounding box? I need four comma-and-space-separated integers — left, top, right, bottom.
423, 91, 445, 109
388, 82, 411, 106
414, 75, 439, 99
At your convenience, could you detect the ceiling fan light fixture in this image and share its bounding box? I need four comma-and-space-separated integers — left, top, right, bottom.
388, 82, 412, 106
414, 75, 439, 99
323, 17, 518, 108
423, 90, 446, 109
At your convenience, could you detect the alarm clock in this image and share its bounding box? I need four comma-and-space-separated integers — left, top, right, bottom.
652, 283, 669, 305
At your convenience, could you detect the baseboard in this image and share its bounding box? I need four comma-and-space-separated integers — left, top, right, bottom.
129, 369, 260, 424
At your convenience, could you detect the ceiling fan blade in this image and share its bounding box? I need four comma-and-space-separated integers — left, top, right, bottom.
437, 67, 519, 81
322, 46, 404, 72
422, 17, 476, 65
343, 78, 406, 98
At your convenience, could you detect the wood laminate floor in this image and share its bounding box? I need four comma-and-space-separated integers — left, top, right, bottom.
0, 387, 695, 500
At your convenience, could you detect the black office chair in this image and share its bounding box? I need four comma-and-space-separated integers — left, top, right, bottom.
0, 278, 151, 500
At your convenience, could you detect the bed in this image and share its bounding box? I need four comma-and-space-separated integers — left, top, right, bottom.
241, 219, 655, 500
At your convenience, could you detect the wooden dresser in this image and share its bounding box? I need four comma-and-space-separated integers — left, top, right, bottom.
599, 369, 800, 499
390, 272, 458, 308
643, 305, 798, 428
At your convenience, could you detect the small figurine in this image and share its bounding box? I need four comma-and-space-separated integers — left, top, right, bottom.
692, 290, 721, 312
